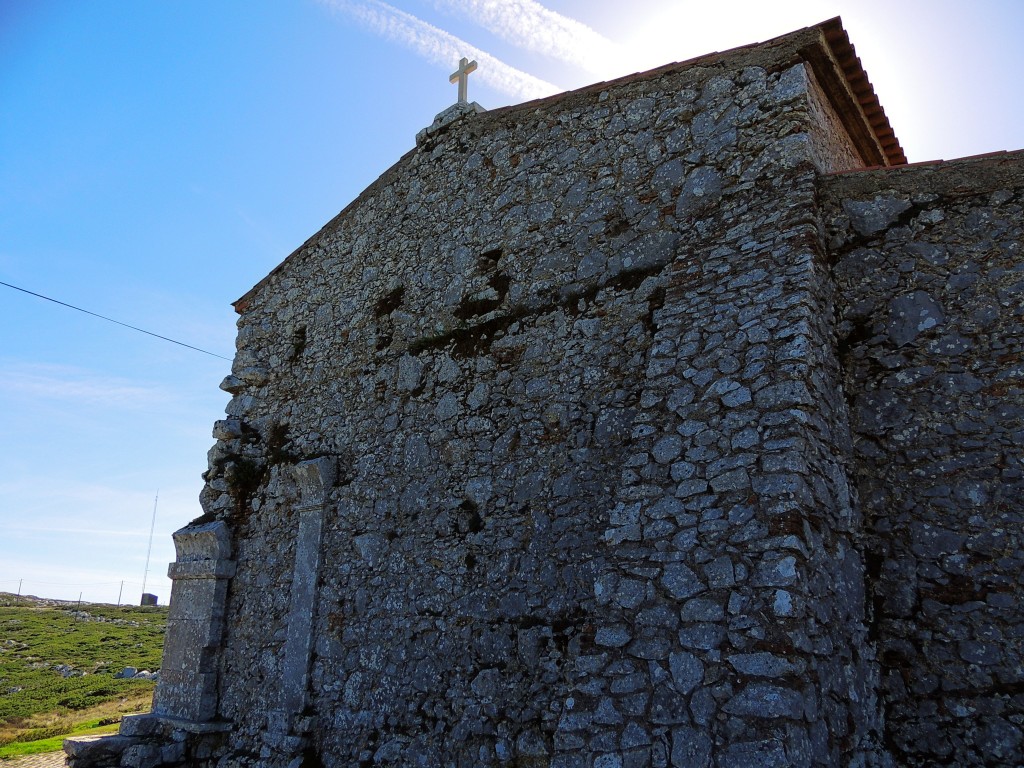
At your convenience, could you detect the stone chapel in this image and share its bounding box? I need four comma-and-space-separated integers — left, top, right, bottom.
67, 17, 1023, 768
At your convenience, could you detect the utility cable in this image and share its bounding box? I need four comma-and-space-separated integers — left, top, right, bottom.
1, 280, 232, 361
1, 579, 135, 586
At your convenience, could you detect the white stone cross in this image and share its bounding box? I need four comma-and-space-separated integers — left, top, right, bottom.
449, 57, 478, 104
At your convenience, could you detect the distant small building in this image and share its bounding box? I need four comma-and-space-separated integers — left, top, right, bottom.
140, 593, 159, 607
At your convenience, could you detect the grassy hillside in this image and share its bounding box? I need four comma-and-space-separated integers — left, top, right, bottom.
0, 593, 167, 752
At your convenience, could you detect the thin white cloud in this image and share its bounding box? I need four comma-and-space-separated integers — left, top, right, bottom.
426, 0, 621, 75
0, 480, 147, 507
318, 0, 560, 101
0, 361, 171, 409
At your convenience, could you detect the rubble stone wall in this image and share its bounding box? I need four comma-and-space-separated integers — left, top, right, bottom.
823, 153, 1024, 767
200, 33, 892, 768
803, 64, 866, 173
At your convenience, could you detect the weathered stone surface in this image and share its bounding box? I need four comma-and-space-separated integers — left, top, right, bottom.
722, 682, 804, 719
887, 291, 944, 346
842, 195, 913, 236
64, 735, 134, 758
415, 100, 486, 147
153, 521, 234, 723
726, 652, 802, 677
671, 726, 712, 767
824, 152, 1024, 767
669, 651, 704, 694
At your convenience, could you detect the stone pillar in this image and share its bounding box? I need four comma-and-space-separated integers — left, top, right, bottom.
280, 457, 334, 714
264, 458, 335, 759
153, 521, 236, 722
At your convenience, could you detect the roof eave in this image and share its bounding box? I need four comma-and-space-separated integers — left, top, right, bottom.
811, 17, 907, 167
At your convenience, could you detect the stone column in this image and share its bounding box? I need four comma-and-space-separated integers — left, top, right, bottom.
281, 458, 335, 712
153, 521, 236, 722
265, 457, 335, 758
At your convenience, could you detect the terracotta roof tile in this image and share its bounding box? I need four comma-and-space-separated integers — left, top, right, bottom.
820, 17, 907, 165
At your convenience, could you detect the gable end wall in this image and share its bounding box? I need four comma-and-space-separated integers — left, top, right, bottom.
202, 53, 890, 768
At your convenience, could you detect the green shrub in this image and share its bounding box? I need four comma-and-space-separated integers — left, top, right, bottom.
0, 597, 166, 725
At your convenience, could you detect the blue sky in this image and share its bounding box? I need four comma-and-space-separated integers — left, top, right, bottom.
1, 0, 1021, 605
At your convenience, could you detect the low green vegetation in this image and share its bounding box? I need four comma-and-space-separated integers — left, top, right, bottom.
0, 593, 167, 754
0, 718, 121, 759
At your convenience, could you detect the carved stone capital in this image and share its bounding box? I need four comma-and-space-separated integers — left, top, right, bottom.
172, 521, 232, 564
292, 457, 336, 509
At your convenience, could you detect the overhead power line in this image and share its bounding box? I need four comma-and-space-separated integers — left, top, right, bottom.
0, 579, 129, 586
1, 280, 232, 361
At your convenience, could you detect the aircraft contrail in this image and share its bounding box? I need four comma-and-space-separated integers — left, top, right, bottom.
320, 0, 561, 101
427, 0, 620, 74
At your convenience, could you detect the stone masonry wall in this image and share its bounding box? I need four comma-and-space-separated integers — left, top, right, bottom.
822, 153, 1024, 767
803, 65, 865, 174
198, 30, 892, 768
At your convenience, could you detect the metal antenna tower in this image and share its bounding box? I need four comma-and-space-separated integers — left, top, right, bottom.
140, 491, 159, 602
